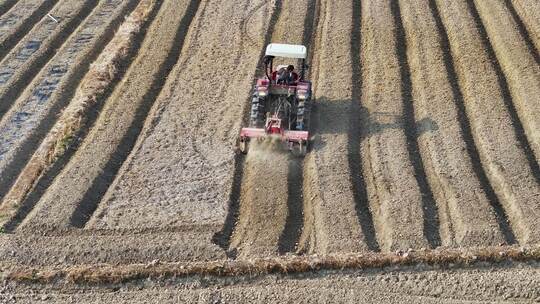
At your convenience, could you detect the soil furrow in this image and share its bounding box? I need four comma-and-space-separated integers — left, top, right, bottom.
0, 0, 154, 229
15, 0, 195, 231
435, 0, 540, 245
398, 0, 505, 247
0, 0, 17, 18
359, 0, 431, 252
85, 0, 275, 238
473, 0, 540, 163
427, 0, 516, 245
230, 147, 290, 258
391, 0, 441, 249
466, 0, 540, 183
0, 0, 57, 62
213, 0, 284, 254
2, 263, 540, 303
298, 0, 373, 255
504, 0, 539, 65
0, 0, 137, 204
278, 158, 304, 254
0, 0, 97, 120
510, 0, 540, 54
348, 0, 379, 252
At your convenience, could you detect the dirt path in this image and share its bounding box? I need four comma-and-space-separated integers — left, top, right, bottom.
16, 0, 194, 231
359, 0, 433, 252
0, 0, 96, 119
88, 0, 274, 232
298, 0, 373, 255
0, 0, 137, 203
510, 0, 540, 53
435, 0, 540, 245
473, 0, 540, 162
398, 0, 506, 247
0, 0, 57, 62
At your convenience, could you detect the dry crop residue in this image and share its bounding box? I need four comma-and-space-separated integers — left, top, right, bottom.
17, 0, 195, 231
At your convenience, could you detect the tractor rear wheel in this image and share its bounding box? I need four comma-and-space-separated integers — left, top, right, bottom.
250, 96, 265, 127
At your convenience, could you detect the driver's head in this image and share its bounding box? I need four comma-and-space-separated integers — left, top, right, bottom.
287, 65, 294, 72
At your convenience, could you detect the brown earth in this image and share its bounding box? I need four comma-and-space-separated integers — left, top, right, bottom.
1, 262, 539, 303
398, 0, 504, 247
0, 0, 96, 119
473, 0, 540, 162
359, 0, 432, 252
510, 0, 540, 53
0, 0, 137, 208
434, 0, 540, 245
88, 0, 274, 232
0, 0, 56, 62
15, 0, 192, 231
230, 142, 290, 258
299, 0, 373, 255
0, 0, 538, 300
229, 0, 308, 258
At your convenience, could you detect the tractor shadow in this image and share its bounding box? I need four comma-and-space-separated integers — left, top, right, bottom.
311, 98, 438, 144
309, 96, 439, 251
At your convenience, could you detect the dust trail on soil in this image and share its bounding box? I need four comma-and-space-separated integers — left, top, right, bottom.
390, 0, 441, 248
465, 0, 540, 183
350, 0, 379, 252
510, 0, 540, 54
427, 0, 516, 245
0, 0, 58, 62
69, 0, 201, 227
229, 137, 290, 258
503, 0, 539, 66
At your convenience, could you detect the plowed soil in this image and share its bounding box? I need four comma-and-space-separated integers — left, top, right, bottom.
0, 0, 538, 301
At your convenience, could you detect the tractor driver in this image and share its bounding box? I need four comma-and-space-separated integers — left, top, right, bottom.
277, 65, 298, 85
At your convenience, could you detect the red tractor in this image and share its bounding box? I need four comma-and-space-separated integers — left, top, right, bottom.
239, 43, 312, 156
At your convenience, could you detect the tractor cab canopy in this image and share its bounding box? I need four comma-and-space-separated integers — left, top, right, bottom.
265, 43, 307, 59
264, 43, 308, 82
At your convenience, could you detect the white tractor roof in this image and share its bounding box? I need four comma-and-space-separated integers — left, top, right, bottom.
265, 43, 307, 59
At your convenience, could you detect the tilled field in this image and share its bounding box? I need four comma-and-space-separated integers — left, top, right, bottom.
0, 0, 538, 300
